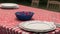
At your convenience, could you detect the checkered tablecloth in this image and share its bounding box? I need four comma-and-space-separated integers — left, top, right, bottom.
0, 5, 60, 34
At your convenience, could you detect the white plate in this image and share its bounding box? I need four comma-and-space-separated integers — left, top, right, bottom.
0, 3, 19, 8
19, 20, 56, 32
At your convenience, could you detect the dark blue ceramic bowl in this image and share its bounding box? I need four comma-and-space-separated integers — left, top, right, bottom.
15, 11, 34, 21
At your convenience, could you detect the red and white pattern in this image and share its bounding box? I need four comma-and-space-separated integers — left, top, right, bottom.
1, 25, 60, 34
0, 5, 60, 34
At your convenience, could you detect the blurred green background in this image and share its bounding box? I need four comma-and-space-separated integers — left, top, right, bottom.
0, 0, 48, 8
0, 0, 60, 7
0, 0, 48, 5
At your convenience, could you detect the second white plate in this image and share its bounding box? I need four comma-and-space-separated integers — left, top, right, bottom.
19, 20, 56, 32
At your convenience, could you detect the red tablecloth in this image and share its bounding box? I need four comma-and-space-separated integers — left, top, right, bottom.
0, 5, 60, 34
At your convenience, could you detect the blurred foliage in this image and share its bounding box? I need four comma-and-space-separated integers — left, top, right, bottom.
0, 0, 60, 3
0, 0, 47, 3
0, 0, 60, 6
0, 0, 31, 3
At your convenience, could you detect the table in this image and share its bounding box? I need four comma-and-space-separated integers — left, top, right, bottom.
0, 5, 60, 34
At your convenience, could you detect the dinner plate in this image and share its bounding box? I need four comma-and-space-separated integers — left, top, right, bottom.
0, 3, 19, 8
18, 20, 56, 32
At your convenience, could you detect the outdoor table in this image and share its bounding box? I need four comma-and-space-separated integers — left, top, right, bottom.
0, 5, 60, 34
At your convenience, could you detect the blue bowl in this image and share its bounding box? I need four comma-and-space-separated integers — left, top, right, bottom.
15, 11, 34, 21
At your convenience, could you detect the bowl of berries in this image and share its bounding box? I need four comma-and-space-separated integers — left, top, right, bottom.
15, 11, 34, 21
